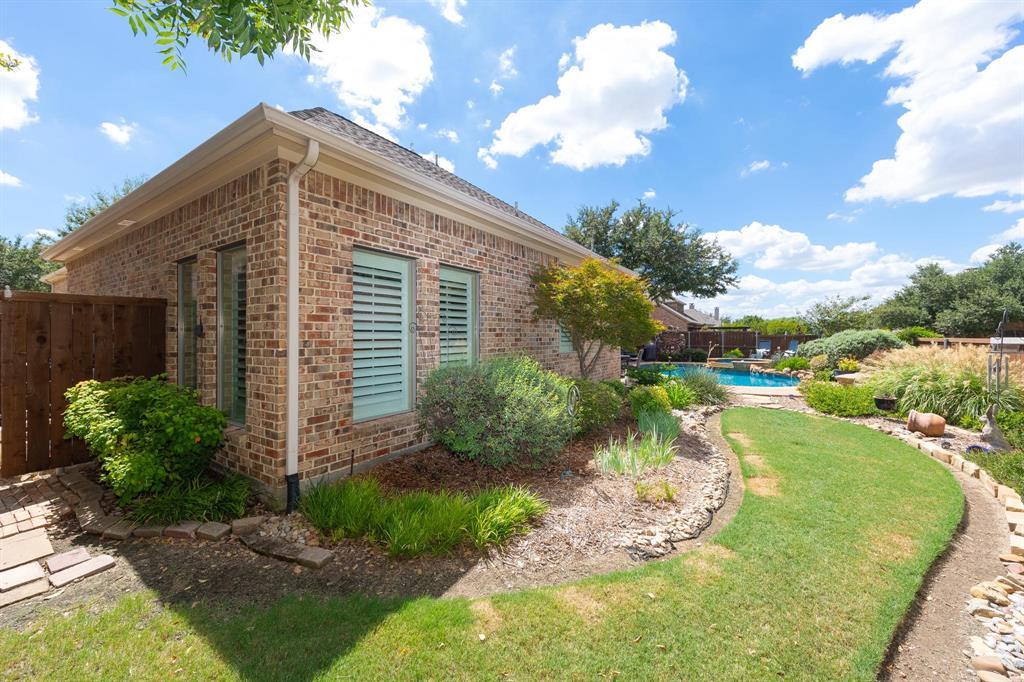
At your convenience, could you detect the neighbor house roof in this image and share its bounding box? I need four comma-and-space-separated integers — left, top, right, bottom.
43, 103, 602, 267
666, 300, 720, 327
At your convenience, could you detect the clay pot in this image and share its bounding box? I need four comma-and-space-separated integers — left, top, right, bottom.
907, 410, 946, 437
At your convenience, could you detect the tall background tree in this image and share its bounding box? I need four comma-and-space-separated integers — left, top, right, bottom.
801, 295, 872, 336
564, 201, 738, 303
0, 237, 59, 291
110, 0, 367, 71
531, 259, 663, 378
60, 175, 146, 237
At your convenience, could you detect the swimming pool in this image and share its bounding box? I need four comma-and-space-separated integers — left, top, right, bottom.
661, 365, 801, 388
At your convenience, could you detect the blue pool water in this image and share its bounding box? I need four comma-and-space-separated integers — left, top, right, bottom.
661, 365, 801, 388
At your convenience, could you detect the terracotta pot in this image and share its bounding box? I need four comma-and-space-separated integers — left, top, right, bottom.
907, 410, 946, 437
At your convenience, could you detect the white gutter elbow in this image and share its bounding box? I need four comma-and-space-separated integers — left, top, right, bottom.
285, 139, 320, 512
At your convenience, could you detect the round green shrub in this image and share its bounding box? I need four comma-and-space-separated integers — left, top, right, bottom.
895, 326, 942, 344
600, 378, 627, 398
628, 385, 672, 418
797, 329, 905, 366
64, 376, 226, 502
774, 357, 810, 371
724, 348, 744, 358
836, 358, 860, 373
572, 379, 622, 435
809, 354, 830, 371
624, 366, 666, 385
418, 356, 573, 468
800, 381, 878, 417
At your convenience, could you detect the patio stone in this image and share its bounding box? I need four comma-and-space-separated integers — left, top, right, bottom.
102, 520, 137, 541
999, 485, 1017, 503
241, 535, 305, 562
196, 522, 231, 541
82, 515, 117, 535
0, 528, 53, 570
0, 561, 45, 592
1008, 512, 1024, 532
231, 516, 264, 536
164, 521, 201, 539
962, 461, 981, 478
296, 547, 333, 569
0, 578, 49, 607
49, 555, 115, 588
132, 524, 166, 538
45, 547, 91, 573
1011, 534, 1024, 557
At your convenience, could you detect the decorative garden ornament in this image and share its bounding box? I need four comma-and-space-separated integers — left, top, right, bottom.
983, 309, 1012, 452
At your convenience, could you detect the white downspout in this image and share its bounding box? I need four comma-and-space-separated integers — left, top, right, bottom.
285, 139, 320, 512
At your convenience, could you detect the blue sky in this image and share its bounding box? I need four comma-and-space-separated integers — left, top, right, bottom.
1, 0, 1022, 316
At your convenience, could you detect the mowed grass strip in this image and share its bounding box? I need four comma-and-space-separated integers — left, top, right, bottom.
0, 409, 963, 681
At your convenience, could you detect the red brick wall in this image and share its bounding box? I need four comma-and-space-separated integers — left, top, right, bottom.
61, 159, 619, 501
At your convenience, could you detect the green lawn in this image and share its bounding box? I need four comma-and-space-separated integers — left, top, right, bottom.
0, 409, 963, 681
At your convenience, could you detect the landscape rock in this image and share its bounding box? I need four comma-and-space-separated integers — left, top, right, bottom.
231, 516, 264, 536
164, 521, 202, 539
196, 522, 231, 541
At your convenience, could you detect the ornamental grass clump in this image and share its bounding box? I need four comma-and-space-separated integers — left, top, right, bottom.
593, 431, 678, 477
637, 409, 681, 442
674, 368, 729, 405
662, 381, 697, 410
128, 474, 250, 524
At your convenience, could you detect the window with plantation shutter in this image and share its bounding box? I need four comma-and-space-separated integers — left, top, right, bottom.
439, 266, 478, 367
352, 250, 414, 421
559, 325, 573, 353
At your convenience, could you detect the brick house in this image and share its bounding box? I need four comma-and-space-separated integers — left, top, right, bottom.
43, 104, 619, 507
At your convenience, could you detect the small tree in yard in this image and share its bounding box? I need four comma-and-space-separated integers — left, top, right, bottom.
531, 258, 663, 378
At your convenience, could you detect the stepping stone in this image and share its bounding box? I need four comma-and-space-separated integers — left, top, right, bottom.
0, 528, 53, 570
102, 520, 136, 541
82, 515, 116, 535
49, 555, 115, 588
231, 516, 264, 536
1011, 534, 1024, 558
45, 547, 91, 573
296, 547, 333, 569
0, 578, 48, 607
962, 460, 981, 477
132, 524, 166, 538
241, 535, 305, 562
196, 522, 230, 541
164, 521, 201, 539
0, 561, 45, 591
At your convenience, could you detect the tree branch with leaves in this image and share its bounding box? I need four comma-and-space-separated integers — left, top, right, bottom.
531, 258, 664, 378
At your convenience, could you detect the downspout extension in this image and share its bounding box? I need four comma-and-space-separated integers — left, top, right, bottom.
285, 139, 320, 513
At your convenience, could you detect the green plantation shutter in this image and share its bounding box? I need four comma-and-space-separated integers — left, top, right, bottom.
439, 266, 477, 366
559, 325, 573, 353
352, 250, 414, 421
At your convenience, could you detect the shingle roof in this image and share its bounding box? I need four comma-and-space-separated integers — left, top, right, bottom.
289, 107, 565, 240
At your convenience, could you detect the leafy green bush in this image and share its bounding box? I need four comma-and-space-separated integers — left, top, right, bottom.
724, 348, 744, 358
836, 358, 860, 373
663, 380, 696, 409
869, 365, 1022, 425
797, 329, 905, 366
64, 376, 226, 502
418, 356, 572, 468
299, 479, 547, 558
128, 474, 250, 524
600, 379, 627, 398
593, 431, 678, 476
628, 385, 672, 418
895, 326, 942, 344
801, 382, 878, 417
624, 366, 666, 385
572, 379, 622, 435
999, 412, 1024, 451
637, 410, 681, 442
966, 449, 1024, 498
678, 348, 709, 363
809, 354, 830, 371
674, 369, 729, 405
774, 357, 810, 371
813, 369, 834, 382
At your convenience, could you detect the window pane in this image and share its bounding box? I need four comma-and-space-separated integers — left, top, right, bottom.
177, 260, 198, 390
218, 246, 247, 423
559, 325, 573, 353
439, 266, 477, 366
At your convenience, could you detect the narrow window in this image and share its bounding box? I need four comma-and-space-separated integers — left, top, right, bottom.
176, 259, 198, 390
439, 266, 478, 366
352, 249, 414, 421
217, 245, 247, 424
559, 325, 573, 353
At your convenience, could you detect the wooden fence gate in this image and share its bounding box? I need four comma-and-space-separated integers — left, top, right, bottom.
0, 291, 166, 477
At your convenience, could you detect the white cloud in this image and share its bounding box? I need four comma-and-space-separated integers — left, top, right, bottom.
708, 221, 879, 271
98, 119, 137, 146
488, 80, 503, 96
0, 170, 22, 187
303, 6, 433, 137
466, 99, 475, 109
558, 52, 571, 71
970, 218, 1024, 263
826, 210, 860, 223
479, 119, 491, 129
428, 0, 466, 25
417, 122, 428, 131
983, 200, 1024, 214
642, 188, 656, 200
741, 160, 770, 177
437, 128, 459, 143
0, 40, 39, 131
420, 151, 455, 173
23, 228, 56, 242
481, 21, 688, 171
794, 1, 1024, 203
477, 148, 497, 170
498, 46, 518, 79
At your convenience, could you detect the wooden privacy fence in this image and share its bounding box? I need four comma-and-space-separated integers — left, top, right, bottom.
0, 291, 166, 477
656, 329, 818, 358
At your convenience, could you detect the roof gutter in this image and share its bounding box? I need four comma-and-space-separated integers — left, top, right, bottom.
285, 138, 320, 513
